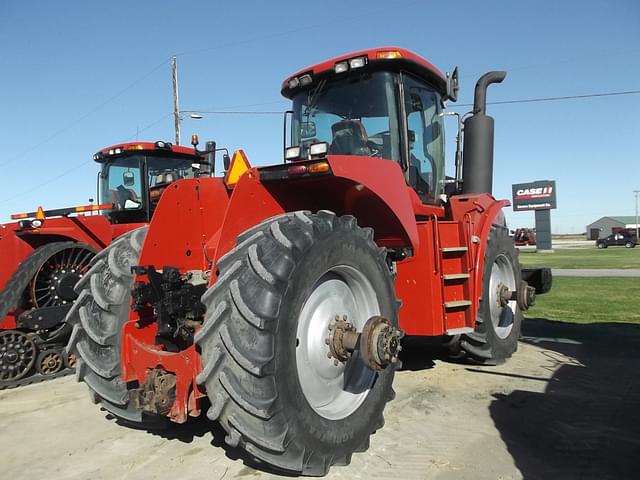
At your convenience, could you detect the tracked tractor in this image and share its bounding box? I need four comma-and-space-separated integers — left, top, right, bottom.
0, 139, 219, 388
68, 47, 548, 475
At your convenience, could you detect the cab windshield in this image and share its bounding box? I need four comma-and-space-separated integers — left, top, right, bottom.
290, 70, 446, 201
99, 154, 199, 218
291, 71, 402, 163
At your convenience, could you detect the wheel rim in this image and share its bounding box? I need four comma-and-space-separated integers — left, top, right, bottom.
296, 265, 379, 420
0, 331, 37, 381
37, 350, 64, 375
30, 246, 95, 308
488, 254, 517, 339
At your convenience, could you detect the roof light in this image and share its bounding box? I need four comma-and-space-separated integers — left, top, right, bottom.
285, 146, 301, 161
299, 74, 313, 86
307, 161, 330, 174
376, 50, 403, 59
288, 77, 300, 89
114, 148, 122, 154
287, 165, 307, 175
126, 144, 144, 150
30, 219, 43, 228
309, 142, 328, 158
349, 56, 367, 69
334, 61, 348, 74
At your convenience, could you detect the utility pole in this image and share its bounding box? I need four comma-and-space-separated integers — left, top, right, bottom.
172, 56, 181, 145
634, 190, 639, 240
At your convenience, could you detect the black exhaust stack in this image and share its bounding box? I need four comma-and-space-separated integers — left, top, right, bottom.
461, 71, 506, 194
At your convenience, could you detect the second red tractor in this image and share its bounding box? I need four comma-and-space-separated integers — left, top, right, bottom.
0, 140, 216, 388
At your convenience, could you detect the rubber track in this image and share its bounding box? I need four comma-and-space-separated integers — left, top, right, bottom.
0, 367, 73, 390
196, 211, 396, 476
65, 227, 161, 427
0, 241, 78, 321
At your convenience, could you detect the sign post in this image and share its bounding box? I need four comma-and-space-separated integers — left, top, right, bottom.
512, 180, 557, 251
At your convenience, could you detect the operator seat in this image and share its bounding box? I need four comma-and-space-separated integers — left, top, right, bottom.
150, 172, 180, 203
110, 186, 140, 210
329, 120, 370, 156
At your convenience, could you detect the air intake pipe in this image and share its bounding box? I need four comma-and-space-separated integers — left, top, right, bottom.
461, 71, 506, 194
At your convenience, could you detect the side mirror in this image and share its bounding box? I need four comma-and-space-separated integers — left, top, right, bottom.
123, 171, 135, 187
445, 67, 459, 102
301, 121, 317, 138
223, 153, 231, 171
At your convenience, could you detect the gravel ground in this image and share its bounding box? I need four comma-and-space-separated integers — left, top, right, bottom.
1, 318, 638, 480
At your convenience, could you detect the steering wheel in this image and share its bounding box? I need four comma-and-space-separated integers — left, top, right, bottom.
367, 130, 390, 158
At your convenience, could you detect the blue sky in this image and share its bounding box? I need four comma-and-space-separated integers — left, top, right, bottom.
0, 0, 638, 233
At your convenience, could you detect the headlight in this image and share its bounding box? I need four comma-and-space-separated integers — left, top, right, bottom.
285, 146, 301, 161
309, 142, 329, 158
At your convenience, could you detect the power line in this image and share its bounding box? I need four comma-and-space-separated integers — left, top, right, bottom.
0, 58, 171, 169
173, 1, 422, 59
184, 110, 282, 115
452, 89, 640, 108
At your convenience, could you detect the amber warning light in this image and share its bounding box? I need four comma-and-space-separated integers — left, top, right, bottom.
11, 203, 113, 221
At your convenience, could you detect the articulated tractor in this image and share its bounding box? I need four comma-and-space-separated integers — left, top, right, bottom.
68, 47, 548, 475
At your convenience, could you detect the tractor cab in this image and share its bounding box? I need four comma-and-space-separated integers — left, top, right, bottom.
94, 141, 207, 223
282, 48, 457, 204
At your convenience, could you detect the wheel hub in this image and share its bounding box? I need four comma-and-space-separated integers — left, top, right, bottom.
4, 349, 19, 364
55, 272, 81, 301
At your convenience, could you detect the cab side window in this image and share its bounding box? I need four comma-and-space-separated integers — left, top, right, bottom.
403, 76, 445, 202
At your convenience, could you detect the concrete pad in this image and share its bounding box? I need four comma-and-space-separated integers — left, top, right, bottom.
1, 319, 637, 479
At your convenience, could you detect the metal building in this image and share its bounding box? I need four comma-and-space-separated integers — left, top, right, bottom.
585, 216, 639, 239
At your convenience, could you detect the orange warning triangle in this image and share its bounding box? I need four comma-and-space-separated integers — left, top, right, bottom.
224, 149, 251, 188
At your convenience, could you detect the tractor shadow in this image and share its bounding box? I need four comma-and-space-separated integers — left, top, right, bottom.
398, 336, 440, 371
489, 317, 640, 480
105, 409, 299, 476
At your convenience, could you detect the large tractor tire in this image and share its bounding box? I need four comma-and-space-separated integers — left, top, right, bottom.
459, 225, 523, 364
66, 227, 162, 427
196, 211, 398, 476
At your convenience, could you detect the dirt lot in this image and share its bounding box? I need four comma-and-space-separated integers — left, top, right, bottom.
1, 318, 638, 480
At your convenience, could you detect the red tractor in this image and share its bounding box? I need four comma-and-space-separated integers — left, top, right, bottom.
0, 139, 218, 388
514, 228, 536, 246
68, 48, 544, 475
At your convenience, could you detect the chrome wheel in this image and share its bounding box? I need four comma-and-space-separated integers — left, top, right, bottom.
296, 265, 379, 420
489, 254, 517, 339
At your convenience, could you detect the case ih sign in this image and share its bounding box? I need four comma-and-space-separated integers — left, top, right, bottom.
512, 180, 557, 211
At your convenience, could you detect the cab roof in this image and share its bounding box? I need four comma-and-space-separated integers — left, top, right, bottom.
95, 141, 197, 157
281, 47, 448, 98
